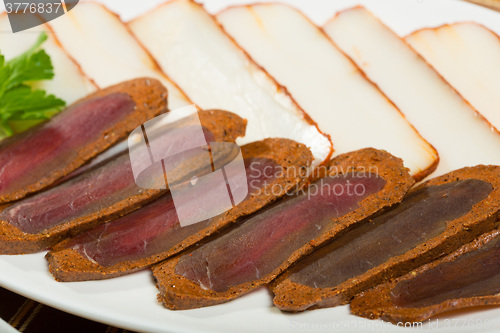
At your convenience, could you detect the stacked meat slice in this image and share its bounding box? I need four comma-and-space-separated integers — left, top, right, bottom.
1, 0, 500, 325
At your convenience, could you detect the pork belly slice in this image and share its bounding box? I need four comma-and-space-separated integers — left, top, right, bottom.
48, 2, 191, 110
325, 7, 500, 176
406, 23, 500, 132
0, 110, 246, 254
271, 165, 500, 311
0, 13, 96, 105
0, 78, 167, 204
217, 4, 437, 180
152, 148, 414, 310
46, 138, 312, 281
128, 0, 332, 167
351, 228, 500, 323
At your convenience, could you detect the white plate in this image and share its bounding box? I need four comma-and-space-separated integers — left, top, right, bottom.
1, 0, 500, 332
0, 318, 19, 333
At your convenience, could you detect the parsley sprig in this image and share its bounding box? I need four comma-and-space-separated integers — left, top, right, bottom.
0, 32, 66, 137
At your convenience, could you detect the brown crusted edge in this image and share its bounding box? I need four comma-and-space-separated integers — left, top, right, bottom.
152, 148, 414, 310
45, 138, 312, 281
0, 78, 167, 204
217, 2, 439, 181
0, 110, 246, 254
271, 165, 500, 312
350, 228, 500, 324
128, 0, 334, 167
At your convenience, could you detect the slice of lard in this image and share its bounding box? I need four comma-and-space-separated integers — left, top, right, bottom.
217, 4, 438, 180
406, 22, 500, 132
325, 7, 500, 176
48, 2, 191, 110
128, 0, 332, 167
0, 14, 96, 104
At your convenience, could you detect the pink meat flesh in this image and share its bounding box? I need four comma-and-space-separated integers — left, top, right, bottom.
2, 126, 219, 234
286, 179, 492, 289
392, 232, 500, 308
62, 126, 216, 184
175, 173, 386, 292
0, 93, 135, 197
1, 154, 138, 234
65, 157, 278, 267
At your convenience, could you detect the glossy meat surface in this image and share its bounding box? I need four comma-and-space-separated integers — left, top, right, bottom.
65, 158, 279, 266
0, 93, 134, 201
349, 229, 500, 324
1, 110, 244, 237
392, 234, 500, 308
1, 154, 137, 234
287, 179, 492, 289
176, 173, 385, 292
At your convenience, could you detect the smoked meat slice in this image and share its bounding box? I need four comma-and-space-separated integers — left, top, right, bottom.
271, 165, 500, 311
152, 148, 414, 310
47, 138, 312, 281
0, 110, 246, 254
350, 228, 500, 323
0, 78, 167, 203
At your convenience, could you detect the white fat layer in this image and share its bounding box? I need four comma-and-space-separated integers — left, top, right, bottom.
406, 23, 500, 133
48, 2, 191, 110
0, 15, 96, 104
217, 4, 438, 178
200, 258, 213, 291
80, 246, 98, 265
325, 7, 500, 177
129, 0, 332, 166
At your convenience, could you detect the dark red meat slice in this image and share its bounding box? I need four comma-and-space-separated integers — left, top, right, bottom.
0, 78, 168, 203
271, 165, 500, 312
350, 229, 500, 323
0, 94, 133, 195
0, 109, 246, 254
1, 127, 222, 235
1, 154, 136, 234
152, 148, 415, 310
66, 157, 278, 267
46, 138, 313, 281
287, 179, 492, 290
175, 173, 386, 292
392, 233, 500, 308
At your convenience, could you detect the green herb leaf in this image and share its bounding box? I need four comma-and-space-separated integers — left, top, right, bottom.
0, 32, 66, 137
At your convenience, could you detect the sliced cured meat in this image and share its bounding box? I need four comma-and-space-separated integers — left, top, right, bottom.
48, 2, 192, 110
46, 138, 312, 281
0, 78, 167, 204
152, 148, 414, 310
176, 174, 385, 292
217, 4, 438, 180
0, 13, 96, 105
350, 229, 500, 323
324, 7, 500, 176
0, 110, 246, 254
271, 165, 500, 311
406, 23, 500, 132
128, 0, 332, 166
